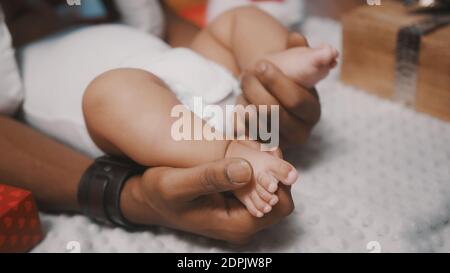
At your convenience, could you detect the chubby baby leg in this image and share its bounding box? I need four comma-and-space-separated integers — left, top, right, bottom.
82, 68, 229, 168
190, 5, 338, 93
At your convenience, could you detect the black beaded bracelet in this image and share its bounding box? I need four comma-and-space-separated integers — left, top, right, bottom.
77, 155, 145, 230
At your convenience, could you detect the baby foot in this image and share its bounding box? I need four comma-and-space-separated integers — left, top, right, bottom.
264, 44, 339, 88
225, 141, 299, 218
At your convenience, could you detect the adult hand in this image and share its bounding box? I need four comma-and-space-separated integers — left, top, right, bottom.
121, 158, 294, 243
240, 33, 322, 148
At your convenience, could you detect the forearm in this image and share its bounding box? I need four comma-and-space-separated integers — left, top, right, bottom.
0, 115, 90, 212
162, 1, 200, 47
0, 115, 160, 227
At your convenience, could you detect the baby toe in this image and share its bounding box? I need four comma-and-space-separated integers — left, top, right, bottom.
269, 159, 299, 186
269, 195, 279, 206
243, 196, 264, 218
257, 172, 278, 193
256, 183, 277, 204
251, 191, 272, 214
332, 47, 339, 59
313, 44, 335, 67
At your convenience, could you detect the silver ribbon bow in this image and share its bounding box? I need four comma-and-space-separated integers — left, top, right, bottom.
403, 0, 450, 9
394, 0, 450, 105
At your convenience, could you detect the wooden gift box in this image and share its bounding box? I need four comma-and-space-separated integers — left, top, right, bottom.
305, 0, 364, 20
341, 1, 450, 122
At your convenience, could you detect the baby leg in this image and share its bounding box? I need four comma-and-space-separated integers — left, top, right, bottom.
190, 6, 338, 87
190, 6, 290, 76
83, 68, 229, 168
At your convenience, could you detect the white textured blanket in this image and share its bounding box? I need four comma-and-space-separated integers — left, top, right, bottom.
33, 18, 450, 253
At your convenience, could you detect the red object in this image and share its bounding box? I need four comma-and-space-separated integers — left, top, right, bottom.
251, 0, 285, 2
178, 3, 207, 28
0, 184, 43, 253
172, 0, 285, 28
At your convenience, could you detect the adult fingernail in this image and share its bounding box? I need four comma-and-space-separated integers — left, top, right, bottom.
227, 160, 252, 184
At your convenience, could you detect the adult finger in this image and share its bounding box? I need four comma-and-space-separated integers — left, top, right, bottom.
241, 74, 313, 144
254, 61, 321, 125
158, 158, 253, 201
215, 185, 295, 243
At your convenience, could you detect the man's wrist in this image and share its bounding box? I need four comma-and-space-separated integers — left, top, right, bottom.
119, 175, 159, 227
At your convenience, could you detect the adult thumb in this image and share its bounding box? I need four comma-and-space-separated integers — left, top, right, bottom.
164, 158, 253, 201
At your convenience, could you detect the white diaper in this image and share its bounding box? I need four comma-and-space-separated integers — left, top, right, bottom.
20, 24, 240, 158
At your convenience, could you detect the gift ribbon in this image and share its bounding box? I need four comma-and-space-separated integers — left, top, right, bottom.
394, 0, 450, 105
403, 0, 450, 9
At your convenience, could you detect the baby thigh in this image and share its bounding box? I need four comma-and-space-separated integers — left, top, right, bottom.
82, 68, 228, 167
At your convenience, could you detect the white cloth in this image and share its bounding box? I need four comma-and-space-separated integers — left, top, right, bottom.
113, 0, 165, 37
207, 0, 304, 27
0, 6, 24, 116
20, 24, 239, 157
1, 0, 166, 117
